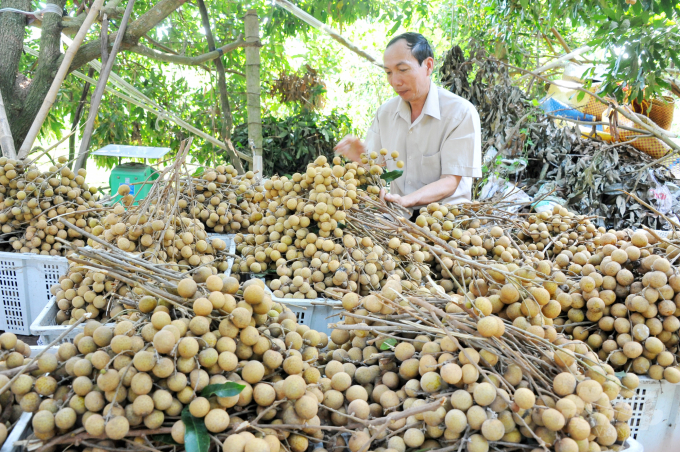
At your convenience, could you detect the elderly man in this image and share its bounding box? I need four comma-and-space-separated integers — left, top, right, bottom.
335, 33, 481, 213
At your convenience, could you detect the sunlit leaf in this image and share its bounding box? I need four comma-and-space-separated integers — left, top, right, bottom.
201, 382, 246, 398
182, 408, 209, 452
380, 338, 398, 350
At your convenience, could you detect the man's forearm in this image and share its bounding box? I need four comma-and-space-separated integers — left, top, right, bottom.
401, 175, 462, 208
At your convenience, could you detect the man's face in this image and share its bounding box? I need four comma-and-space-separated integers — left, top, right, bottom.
383, 39, 433, 104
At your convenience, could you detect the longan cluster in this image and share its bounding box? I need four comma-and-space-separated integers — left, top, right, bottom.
50, 266, 121, 324
183, 166, 262, 235
233, 155, 430, 298
331, 291, 636, 452
0, 332, 35, 448
557, 230, 680, 381
0, 155, 102, 255
93, 209, 229, 271
414, 202, 680, 381
18, 277, 329, 451
51, 215, 231, 325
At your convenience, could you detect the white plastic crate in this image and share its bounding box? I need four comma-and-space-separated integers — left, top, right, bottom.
0, 252, 69, 335
614, 376, 680, 450
264, 285, 340, 336
30, 297, 82, 345
0, 412, 32, 452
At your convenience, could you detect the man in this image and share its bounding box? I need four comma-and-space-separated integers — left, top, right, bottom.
334, 33, 481, 212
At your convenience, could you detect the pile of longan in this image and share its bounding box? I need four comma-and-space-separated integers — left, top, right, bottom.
0, 155, 102, 256
5, 277, 330, 451
233, 155, 429, 299
329, 290, 637, 452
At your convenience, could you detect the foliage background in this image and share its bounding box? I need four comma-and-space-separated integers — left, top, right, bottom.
21, 0, 680, 184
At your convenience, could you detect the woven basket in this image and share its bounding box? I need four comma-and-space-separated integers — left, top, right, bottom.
649, 96, 675, 130
581, 85, 610, 120
603, 107, 671, 159
632, 96, 674, 130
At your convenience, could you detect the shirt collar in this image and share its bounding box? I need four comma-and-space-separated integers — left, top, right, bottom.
394, 80, 441, 123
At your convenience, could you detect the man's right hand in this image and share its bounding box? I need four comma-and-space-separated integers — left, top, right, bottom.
334, 135, 365, 163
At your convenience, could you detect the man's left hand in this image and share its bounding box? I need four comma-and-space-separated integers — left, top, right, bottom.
380, 188, 411, 207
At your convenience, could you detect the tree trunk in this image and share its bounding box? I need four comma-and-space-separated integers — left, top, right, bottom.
0, 0, 66, 150
0, 0, 31, 150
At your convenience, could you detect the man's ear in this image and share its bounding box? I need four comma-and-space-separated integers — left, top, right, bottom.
425, 57, 435, 76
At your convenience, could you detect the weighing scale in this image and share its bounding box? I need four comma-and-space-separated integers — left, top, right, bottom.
91, 145, 171, 204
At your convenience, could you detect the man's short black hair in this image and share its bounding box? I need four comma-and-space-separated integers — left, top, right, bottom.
386, 33, 434, 66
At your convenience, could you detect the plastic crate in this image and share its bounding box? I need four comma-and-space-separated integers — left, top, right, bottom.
0, 252, 69, 335
614, 376, 680, 450
208, 233, 236, 276
263, 285, 341, 336
0, 412, 32, 452
30, 297, 83, 346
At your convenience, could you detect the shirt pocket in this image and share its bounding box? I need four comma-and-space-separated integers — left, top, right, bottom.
419, 151, 442, 186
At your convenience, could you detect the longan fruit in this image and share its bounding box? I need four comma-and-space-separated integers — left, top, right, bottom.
481, 418, 505, 441
295, 395, 318, 420
467, 434, 489, 452
242, 361, 265, 384
347, 399, 370, 419
473, 382, 496, 406
284, 375, 306, 400
514, 387, 535, 409
542, 408, 566, 431
223, 434, 247, 452
403, 428, 425, 448
105, 416, 130, 440
576, 380, 603, 403
205, 409, 231, 433
553, 372, 577, 396
85, 414, 106, 436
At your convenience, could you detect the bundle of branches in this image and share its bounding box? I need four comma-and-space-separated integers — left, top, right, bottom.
232, 152, 433, 300
325, 285, 635, 452
180, 165, 261, 236
49, 142, 236, 325
271, 65, 326, 111
439, 43, 678, 230
0, 155, 104, 255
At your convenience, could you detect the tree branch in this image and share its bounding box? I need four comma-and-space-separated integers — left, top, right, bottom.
74, 0, 136, 172
127, 37, 258, 65
68, 0, 188, 72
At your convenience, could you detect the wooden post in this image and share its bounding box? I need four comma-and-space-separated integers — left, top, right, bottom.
244, 10, 262, 174
0, 89, 16, 159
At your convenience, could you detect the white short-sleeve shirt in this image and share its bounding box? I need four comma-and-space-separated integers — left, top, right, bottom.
364, 80, 482, 208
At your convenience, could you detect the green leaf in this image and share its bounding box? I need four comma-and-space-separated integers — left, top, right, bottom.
201, 382, 246, 398
182, 408, 209, 452
380, 338, 398, 350
381, 170, 403, 183
193, 167, 205, 177
615, 371, 626, 379
153, 435, 179, 445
